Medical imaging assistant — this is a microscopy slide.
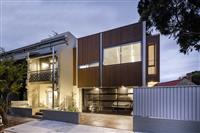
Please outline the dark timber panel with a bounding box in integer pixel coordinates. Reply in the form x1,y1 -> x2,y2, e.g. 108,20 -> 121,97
78,34 -> 100,87
78,67 -> 100,87
146,35 -> 160,82
103,62 -> 142,87
121,62 -> 142,86
102,22 -> 143,48
78,33 -> 100,65
102,64 -> 121,87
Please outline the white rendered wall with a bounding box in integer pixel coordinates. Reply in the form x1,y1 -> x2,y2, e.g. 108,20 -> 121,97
58,45 -> 74,107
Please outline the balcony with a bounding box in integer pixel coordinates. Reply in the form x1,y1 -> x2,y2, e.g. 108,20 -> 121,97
29,69 -> 58,82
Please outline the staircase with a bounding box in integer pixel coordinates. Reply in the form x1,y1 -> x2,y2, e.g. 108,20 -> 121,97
32,110 -> 43,119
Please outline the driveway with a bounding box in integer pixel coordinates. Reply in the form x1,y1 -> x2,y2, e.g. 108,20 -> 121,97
4,120 -> 133,133
80,113 -> 132,130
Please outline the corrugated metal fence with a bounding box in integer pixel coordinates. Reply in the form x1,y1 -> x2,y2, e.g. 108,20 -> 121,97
134,86 -> 200,121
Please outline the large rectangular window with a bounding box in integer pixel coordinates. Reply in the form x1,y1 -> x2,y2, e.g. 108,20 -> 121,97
103,46 -> 120,65
121,43 -> 141,63
103,42 -> 141,65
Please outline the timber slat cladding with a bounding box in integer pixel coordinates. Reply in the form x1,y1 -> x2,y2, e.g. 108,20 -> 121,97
146,35 -> 160,82
78,33 -> 100,87
102,22 -> 143,48
102,62 -> 142,87
78,33 -> 100,65
77,22 -> 157,87
78,67 -> 100,87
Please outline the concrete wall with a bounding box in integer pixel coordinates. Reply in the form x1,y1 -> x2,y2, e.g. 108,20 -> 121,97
43,110 -> 80,124
58,45 -> 74,108
11,107 -> 32,117
134,86 -> 200,121
11,101 -> 29,108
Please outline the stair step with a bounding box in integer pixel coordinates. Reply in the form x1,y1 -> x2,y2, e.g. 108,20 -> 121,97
35,112 -> 43,115
31,115 -> 43,119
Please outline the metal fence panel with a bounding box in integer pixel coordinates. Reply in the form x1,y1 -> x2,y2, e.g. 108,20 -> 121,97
133,86 -> 200,121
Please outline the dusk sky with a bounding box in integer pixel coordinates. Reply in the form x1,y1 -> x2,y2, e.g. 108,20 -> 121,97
0,0 -> 199,82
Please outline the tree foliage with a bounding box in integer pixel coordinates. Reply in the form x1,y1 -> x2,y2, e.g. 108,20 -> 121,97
0,59 -> 27,125
138,0 -> 200,54
191,71 -> 200,85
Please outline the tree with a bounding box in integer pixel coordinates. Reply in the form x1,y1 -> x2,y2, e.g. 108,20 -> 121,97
0,59 -> 27,125
138,0 -> 200,54
190,71 -> 200,85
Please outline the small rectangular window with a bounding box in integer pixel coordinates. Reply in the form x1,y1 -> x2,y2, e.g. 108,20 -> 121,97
148,44 -> 156,75
79,62 -> 99,69
148,66 -> 156,75
148,45 -> 155,66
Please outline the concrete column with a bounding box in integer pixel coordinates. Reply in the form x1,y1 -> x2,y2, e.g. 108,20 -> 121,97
142,21 -> 147,86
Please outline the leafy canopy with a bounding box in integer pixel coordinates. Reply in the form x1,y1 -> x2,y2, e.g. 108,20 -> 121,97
138,0 -> 200,54
0,59 -> 27,94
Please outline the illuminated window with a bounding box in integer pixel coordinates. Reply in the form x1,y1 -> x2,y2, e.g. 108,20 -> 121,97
103,42 -> 141,65
148,45 -> 155,66
121,43 -> 141,63
148,44 -> 156,75
148,66 -> 156,75
79,62 -> 99,69
41,62 -> 49,70
148,81 -> 158,87
103,46 -> 120,65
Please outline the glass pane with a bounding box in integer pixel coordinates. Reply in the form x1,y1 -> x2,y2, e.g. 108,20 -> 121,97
89,62 -> 99,67
148,66 -> 156,75
103,46 -> 120,65
79,62 -> 99,69
148,45 -> 155,66
121,42 -> 141,63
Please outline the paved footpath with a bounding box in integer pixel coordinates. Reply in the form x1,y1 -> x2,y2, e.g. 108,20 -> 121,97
4,120 -> 135,133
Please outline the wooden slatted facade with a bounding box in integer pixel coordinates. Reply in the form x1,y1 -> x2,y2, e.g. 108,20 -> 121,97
102,23 -> 143,48
78,34 -> 100,87
78,22 -> 160,88
102,62 -> 142,87
146,35 -> 160,82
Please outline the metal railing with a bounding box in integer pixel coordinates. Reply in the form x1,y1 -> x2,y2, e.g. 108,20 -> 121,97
28,69 -> 58,82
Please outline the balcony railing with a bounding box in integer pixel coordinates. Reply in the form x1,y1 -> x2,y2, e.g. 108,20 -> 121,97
29,69 -> 58,82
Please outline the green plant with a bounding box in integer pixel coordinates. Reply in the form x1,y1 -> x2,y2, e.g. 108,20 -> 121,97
67,91 -> 79,112
0,58 -> 27,125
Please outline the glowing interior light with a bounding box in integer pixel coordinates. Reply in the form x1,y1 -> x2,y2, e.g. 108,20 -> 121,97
79,65 -> 89,69
41,62 -> 49,70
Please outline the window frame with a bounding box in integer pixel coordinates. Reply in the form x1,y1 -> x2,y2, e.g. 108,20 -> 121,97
148,43 -> 156,75
103,41 -> 142,66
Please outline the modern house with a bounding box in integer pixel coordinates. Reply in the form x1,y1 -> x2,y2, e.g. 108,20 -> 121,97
0,21 -> 160,116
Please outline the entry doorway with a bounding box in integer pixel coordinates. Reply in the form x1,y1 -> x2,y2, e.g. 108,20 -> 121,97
46,90 -> 52,108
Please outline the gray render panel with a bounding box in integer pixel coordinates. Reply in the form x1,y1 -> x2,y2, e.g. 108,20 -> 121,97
42,110 -> 80,124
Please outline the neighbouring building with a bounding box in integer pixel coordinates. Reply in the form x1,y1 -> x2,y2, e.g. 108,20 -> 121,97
0,21 -> 160,116
155,78 -> 196,86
